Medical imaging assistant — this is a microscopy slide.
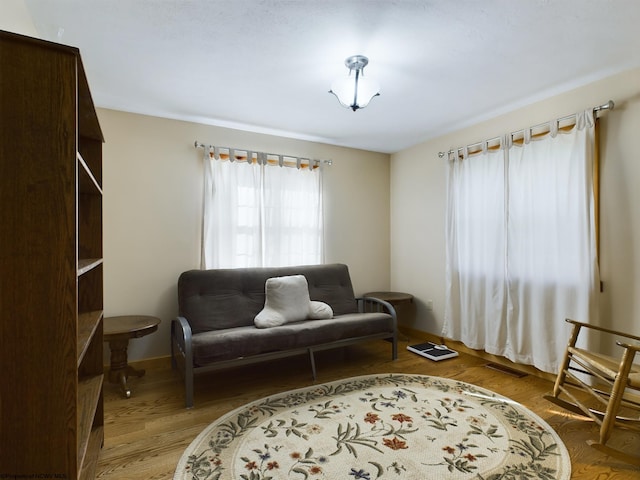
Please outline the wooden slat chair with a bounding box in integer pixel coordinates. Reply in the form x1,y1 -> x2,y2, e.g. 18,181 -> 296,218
544,318 -> 640,466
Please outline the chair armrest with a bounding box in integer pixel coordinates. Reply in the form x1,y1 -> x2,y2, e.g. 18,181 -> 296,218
616,341 -> 640,353
566,318 -> 640,343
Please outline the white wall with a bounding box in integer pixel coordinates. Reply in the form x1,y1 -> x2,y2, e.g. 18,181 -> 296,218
99,109 -> 391,361
6,0 -> 635,365
391,67 -> 640,354
0,0 -> 38,37
2,1 -> 391,363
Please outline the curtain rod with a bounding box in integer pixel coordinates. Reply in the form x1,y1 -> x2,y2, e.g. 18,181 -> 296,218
194,141 -> 333,166
438,100 -> 614,159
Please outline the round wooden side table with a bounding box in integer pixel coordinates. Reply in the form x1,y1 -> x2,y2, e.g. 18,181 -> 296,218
364,291 -> 414,306
103,315 -> 160,398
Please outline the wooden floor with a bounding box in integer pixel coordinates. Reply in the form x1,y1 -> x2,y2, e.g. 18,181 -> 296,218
96,337 -> 639,479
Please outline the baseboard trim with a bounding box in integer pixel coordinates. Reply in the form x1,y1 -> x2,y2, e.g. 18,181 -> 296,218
399,326 -> 557,383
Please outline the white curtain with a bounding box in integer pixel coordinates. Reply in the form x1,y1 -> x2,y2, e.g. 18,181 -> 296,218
444,110 -> 599,373
201,150 -> 323,269
444,143 -> 508,354
262,163 -> 324,267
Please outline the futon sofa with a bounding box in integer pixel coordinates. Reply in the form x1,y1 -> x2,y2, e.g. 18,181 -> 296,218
171,263 -> 398,407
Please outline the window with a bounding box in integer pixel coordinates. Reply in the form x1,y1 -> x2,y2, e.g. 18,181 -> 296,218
201,149 -> 323,269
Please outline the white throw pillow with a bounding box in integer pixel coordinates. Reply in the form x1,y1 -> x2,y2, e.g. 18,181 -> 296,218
308,300 -> 333,319
255,275 -> 312,328
254,275 -> 334,328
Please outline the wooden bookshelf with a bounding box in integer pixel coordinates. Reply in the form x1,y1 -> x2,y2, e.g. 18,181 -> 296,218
0,30 -> 104,478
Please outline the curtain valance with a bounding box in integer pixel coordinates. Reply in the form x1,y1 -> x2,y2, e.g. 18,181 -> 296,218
439,100 -> 613,161
194,141 -> 332,170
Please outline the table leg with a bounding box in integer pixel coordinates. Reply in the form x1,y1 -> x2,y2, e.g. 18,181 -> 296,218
107,337 -> 145,398
115,370 -> 131,399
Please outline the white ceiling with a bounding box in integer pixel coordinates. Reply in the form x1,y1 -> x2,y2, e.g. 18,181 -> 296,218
24,0 -> 640,153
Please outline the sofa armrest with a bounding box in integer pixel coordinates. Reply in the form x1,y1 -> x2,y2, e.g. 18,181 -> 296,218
358,296 -> 396,318
357,296 -> 398,359
171,316 -> 195,408
172,316 -> 193,358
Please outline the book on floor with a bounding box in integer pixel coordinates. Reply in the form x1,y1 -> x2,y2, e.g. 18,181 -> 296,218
407,341 -> 459,361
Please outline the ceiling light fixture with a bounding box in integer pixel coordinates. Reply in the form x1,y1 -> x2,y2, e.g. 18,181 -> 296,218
329,55 -> 380,111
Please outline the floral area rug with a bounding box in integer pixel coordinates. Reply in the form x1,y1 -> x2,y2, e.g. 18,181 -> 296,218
174,374 -> 570,480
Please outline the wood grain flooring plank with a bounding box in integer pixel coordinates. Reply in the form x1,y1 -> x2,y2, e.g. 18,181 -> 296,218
96,340 -> 640,479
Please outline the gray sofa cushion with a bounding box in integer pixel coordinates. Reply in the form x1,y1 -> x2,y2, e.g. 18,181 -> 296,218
179,263 -> 359,334
191,312 -> 394,365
